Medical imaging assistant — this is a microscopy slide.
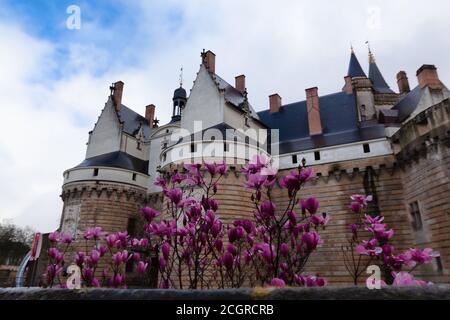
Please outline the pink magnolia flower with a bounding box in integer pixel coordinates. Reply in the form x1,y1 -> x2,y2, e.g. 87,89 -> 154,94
48,231 -> 60,243
154,176 -> 167,188
137,261 -> 148,274
280,243 -> 289,257
60,233 -> 73,244
164,188 -> 183,205
222,252 -> 234,270
141,207 -> 160,222
351,195 -> 373,206
98,245 -> 108,257
133,252 -> 141,262
270,278 -> 286,288
392,272 -> 430,287
244,173 -> 267,190
302,232 -> 322,252
83,227 -> 103,240
259,200 -> 276,220
161,242 -> 171,260
356,239 -> 382,257
403,248 -> 439,267
310,214 -> 329,227
74,251 -> 85,267
89,249 -> 101,265
106,234 -> 119,248
300,197 -> 320,215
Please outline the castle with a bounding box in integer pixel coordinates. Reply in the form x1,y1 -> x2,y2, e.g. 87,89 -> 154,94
58,48 -> 450,285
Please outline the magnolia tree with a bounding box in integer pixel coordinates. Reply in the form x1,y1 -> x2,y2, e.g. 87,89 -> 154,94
45,228 -> 150,288
45,156 -> 328,289
342,195 -> 439,286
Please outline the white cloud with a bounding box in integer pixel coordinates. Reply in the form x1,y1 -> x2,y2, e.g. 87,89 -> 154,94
0,0 -> 450,232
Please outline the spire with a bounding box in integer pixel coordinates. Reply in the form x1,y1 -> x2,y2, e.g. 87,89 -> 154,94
179,67 -> 183,87
367,44 -> 394,94
347,48 -> 367,78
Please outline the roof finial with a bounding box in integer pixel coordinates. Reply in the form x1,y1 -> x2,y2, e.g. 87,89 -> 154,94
179,67 -> 183,87
350,42 -> 354,54
366,41 -> 375,63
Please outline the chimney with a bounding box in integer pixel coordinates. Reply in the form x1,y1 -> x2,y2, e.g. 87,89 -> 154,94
269,94 -> 282,113
396,71 -> 410,94
203,50 -> 216,74
416,64 -> 442,89
343,76 -> 353,94
112,81 -> 124,112
235,75 -> 246,93
306,87 -> 322,136
145,104 -> 156,128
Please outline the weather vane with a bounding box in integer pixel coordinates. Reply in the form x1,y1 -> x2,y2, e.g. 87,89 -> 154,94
179,67 -> 183,87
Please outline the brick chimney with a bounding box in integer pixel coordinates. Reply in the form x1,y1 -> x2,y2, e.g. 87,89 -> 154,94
343,76 -> 353,94
416,65 -> 442,89
145,104 -> 156,128
396,71 -> 410,94
269,94 -> 282,113
203,50 -> 216,74
112,81 -> 124,112
306,87 -> 322,136
235,75 -> 246,93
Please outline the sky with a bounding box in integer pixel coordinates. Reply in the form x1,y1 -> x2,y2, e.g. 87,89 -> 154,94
0,0 -> 450,232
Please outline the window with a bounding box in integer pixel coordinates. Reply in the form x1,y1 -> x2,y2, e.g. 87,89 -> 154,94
409,201 -> 423,231
363,143 -> 371,153
435,257 -> 444,274
224,143 -> 229,152
166,129 -> 169,133
132,173 -> 137,181
163,142 -> 168,149
190,143 -> 196,153
292,154 -> 298,164
137,141 -> 141,150
66,172 -> 70,179
314,151 -> 321,161
93,168 -> 99,176
162,153 -> 167,162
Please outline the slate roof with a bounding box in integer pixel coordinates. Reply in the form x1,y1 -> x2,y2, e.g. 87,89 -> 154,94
391,85 -> 423,122
75,151 -> 149,175
348,52 -> 367,78
257,92 -> 386,154
211,74 -> 260,120
117,105 -> 152,140
369,62 -> 395,94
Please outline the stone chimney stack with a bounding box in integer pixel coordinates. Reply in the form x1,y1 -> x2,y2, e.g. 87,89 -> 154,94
396,71 -> 410,94
235,75 -> 246,93
202,50 -> 216,74
306,87 -> 322,136
112,81 -> 124,112
269,94 -> 282,113
343,76 -> 353,94
416,65 -> 442,89
145,104 -> 156,128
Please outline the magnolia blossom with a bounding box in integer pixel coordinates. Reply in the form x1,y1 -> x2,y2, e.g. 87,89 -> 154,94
141,207 -> 160,222
392,272 -> 431,287
84,227 -> 103,240
137,261 -> 148,274
270,278 -> 286,288
403,248 -> 440,267
300,197 -> 320,215
356,239 -> 383,256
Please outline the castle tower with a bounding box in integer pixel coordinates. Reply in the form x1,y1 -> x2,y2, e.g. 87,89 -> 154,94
59,81 -> 151,253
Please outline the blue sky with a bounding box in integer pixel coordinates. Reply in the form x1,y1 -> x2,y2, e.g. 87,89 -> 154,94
1,0 -> 450,232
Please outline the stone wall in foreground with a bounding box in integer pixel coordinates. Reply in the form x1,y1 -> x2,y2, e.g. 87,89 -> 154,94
1,286 -> 449,300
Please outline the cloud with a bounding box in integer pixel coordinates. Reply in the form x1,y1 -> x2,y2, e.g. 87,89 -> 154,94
0,0 -> 450,232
